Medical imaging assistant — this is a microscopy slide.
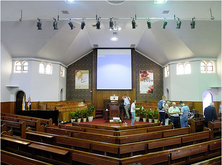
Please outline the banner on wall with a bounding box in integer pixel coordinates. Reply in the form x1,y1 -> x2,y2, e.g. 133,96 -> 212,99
75,70 -> 89,89
139,70 -> 154,94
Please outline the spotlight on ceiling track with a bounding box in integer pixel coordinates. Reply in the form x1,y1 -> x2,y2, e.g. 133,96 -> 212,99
37,18 -> 42,30
53,18 -> 58,30
162,18 -> 167,29
190,17 -> 195,29
81,20 -> 85,30
96,18 -> 100,29
68,19 -> 75,30
147,18 -> 151,29
132,18 -> 136,29
109,18 -> 114,30
176,18 -> 181,29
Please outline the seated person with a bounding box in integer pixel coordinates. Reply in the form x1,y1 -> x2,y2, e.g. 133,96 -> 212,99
168,102 -> 180,128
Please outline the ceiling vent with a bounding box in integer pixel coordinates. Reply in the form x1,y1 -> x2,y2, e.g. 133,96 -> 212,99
62,10 -> 69,14
162,10 -> 170,14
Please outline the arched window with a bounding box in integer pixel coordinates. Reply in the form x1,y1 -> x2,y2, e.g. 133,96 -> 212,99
177,63 -> 184,75
207,61 -> 214,73
165,65 -> 169,77
60,66 -> 65,77
184,62 -> 191,74
39,62 -> 45,74
45,63 -> 52,74
201,61 -> 207,73
22,61 -> 28,73
14,61 -> 22,73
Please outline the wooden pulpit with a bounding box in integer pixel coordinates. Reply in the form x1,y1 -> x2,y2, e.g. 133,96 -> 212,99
109,102 -> 120,119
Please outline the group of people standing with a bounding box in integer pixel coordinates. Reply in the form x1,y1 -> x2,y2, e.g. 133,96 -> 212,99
158,96 -> 191,128
122,94 -> 218,127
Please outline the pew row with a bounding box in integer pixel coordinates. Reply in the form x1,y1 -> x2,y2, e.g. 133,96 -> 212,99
208,121 -> 221,140
72,122 -> 160,130
1,112 -> 54,127
1,149 -> 53,165
59,123 -> 174,136
25,129 -> 209,158
45,126 -> 190,144
1,120 -> 26,138
192,155 -> 221,165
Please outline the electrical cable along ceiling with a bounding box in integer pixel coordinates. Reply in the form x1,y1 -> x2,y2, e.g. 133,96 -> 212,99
1,1 -> 221,66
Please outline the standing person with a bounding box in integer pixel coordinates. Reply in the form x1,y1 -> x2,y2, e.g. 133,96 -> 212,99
158,96 -> 167,125
204,102 -> 218,127
168,102 -> 180,128
122,94 -> 131,119
131,100 -> 140,126
179,101 -> 190,128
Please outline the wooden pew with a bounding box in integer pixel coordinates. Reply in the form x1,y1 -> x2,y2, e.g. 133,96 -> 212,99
192,155 -> 221,165
1,112 -> 54,127
1,120 -> 26,138
208,121 -> 221,140
1,123 -> 8,132
60,123 -> 173,136
1,149 -> 52,165
163,126 -> 190,137
180,131 -> 210,146
191,118 -> 205,133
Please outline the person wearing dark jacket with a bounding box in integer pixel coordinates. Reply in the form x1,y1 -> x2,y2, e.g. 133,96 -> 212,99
204,102 -> 218,127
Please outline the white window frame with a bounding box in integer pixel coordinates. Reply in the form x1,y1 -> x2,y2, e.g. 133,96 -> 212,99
45,63 -> 53,75
177,63 -> 184,75
184,62 -> 191,74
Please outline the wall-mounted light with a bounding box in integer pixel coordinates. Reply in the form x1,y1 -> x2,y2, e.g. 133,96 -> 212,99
53,18 -> 58,30
162,18 -> 167,29
154,0 -> 167,4
176,18 -> 181,29
190,17 -> 195,29
147,18 -> 151,29
81,20 -> 85,30
109,18 -> 114,30
37,18 -> 42,30
132,18 -> 136,29
68,19 -> 75,30
96,18 -> 100,29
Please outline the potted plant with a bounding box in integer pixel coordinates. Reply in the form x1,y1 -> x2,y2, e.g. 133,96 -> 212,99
82,109 -> 88,122
148,110 -> 154,123
70,111 -> 76,123
153,110 -> 159,123
141,110 -> 148,122
87,104 -> 95,122
76,109 -> 82,123
135,105 -> 142,122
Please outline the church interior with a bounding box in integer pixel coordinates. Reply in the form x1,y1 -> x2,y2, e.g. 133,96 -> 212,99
1,0 -> 222,165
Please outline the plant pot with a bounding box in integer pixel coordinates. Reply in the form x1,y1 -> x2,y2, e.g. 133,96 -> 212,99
88,116 -> 93,122
154,119 -> 158,123
143,118 -> 147,122
77,118 -> 81,123
71,119 -> 75,123
148,119 -> 153,123
135,116 -> 140,122
165,118 -> 169,125
83,118 -> 87,122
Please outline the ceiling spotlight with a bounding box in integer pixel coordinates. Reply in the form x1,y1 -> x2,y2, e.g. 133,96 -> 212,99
53,18 -> 58,30
36,18 -> 42,30
81,20 -> 85,30
110,32 -> 118,41
176,18 -> 181,29
147,18 -> 151,29
132,18 -> 136,29
162,18 -> 167,29
96,19 -> 100,29
190,17 -> 195,29
109,18 -> 114,30
68,19 -> 75,30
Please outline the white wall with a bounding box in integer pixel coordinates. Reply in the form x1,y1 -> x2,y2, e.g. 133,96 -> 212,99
164,58 -> 220,101
217,54 -> 221,101
10,59 -> 67,102
1,44 -> 12,102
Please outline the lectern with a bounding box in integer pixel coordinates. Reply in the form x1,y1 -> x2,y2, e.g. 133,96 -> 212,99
109,102 -> 120,119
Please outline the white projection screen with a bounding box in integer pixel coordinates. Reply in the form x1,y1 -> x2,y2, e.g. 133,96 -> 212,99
97,49 -> 132,90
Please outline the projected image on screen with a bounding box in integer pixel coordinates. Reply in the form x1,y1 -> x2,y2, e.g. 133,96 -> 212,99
97,49 -> 132,90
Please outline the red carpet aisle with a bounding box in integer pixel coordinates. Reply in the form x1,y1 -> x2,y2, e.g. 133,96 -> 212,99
64,118 -> 150,127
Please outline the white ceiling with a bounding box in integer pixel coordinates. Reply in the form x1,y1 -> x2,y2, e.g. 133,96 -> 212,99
1,0 -> 221,66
